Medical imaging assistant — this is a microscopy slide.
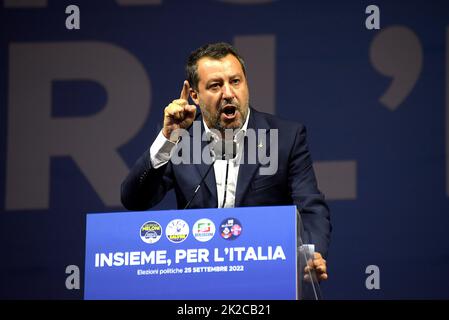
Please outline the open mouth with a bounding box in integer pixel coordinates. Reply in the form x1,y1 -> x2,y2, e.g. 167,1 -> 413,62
221,105 -> 237,120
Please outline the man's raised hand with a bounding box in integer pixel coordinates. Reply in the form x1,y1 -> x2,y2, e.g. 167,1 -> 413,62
162,80 -> 197,142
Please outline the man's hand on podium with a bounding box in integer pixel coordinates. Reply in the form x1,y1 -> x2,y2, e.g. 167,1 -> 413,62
304,252 -> 328,281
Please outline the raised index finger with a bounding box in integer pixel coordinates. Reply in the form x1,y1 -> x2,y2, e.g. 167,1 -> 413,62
179,80 -> 190,101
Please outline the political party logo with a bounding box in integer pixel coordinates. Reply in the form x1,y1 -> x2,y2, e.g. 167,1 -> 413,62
219,218 -> 242,240
140,221 -> 162,244
166,219 -> 189,243
192,218 -> 215,242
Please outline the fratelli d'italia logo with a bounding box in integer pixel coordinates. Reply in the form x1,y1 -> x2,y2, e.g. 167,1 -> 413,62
220,217 -> 242,240
192,218 -> 215,242
140,221 -> 162,244
166,219 -> 189,243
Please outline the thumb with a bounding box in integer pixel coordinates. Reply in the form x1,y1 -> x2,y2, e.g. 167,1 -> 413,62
185,104 -> 197,117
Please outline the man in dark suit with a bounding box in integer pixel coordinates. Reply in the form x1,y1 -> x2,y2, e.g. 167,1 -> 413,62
121,42 -> 331,281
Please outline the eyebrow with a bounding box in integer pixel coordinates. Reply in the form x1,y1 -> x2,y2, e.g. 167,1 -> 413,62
228,73 -> 242,79
206,78 -> 222,84
206,73 -> 242,84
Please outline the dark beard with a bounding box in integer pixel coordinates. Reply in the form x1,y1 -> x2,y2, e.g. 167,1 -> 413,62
202,100 -> 249,133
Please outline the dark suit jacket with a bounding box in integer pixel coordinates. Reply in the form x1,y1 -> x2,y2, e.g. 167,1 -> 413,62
121,108 -> 331,257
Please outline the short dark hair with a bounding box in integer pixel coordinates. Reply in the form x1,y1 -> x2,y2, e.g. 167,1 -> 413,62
186,42 -> 246,91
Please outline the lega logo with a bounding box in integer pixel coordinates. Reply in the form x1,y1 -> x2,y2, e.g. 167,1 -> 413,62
219,218 -> 242,240
139,221 -> 162,244
166,219 -> 189,243
192,218 -> 215,242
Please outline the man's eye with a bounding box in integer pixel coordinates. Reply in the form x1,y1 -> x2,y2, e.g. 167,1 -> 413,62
210,84 -> 220,89
232,79 -> 240,85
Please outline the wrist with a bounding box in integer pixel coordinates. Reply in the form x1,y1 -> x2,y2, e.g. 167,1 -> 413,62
162,127 -> 179,142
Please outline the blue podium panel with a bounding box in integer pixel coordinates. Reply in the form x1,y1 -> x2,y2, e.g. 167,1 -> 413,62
84,205 -> 298,300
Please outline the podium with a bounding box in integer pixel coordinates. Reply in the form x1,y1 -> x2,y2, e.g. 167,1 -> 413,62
84,205 -> 321,300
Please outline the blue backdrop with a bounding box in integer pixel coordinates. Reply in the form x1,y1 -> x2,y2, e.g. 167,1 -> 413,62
1,0 -> 448,299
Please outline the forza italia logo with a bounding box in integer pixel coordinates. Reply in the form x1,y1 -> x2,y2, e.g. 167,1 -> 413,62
192,218 -> 215,242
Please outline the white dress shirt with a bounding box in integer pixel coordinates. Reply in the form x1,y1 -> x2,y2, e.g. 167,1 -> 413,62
149,109 -> 250,208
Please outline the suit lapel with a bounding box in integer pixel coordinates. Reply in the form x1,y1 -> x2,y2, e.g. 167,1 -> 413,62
195,139 -> 218,205
188,114 -> 218,206
235,109 -> 271,207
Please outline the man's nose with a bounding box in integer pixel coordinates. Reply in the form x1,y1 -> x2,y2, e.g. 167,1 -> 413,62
222,83 -> 234,99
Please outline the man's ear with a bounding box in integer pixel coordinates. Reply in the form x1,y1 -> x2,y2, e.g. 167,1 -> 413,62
190,89 -> 199,105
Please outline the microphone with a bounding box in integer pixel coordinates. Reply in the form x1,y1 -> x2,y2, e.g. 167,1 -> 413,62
215,139 -> 237,207
184,138 -> 237,209
212,138 -> 237,161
